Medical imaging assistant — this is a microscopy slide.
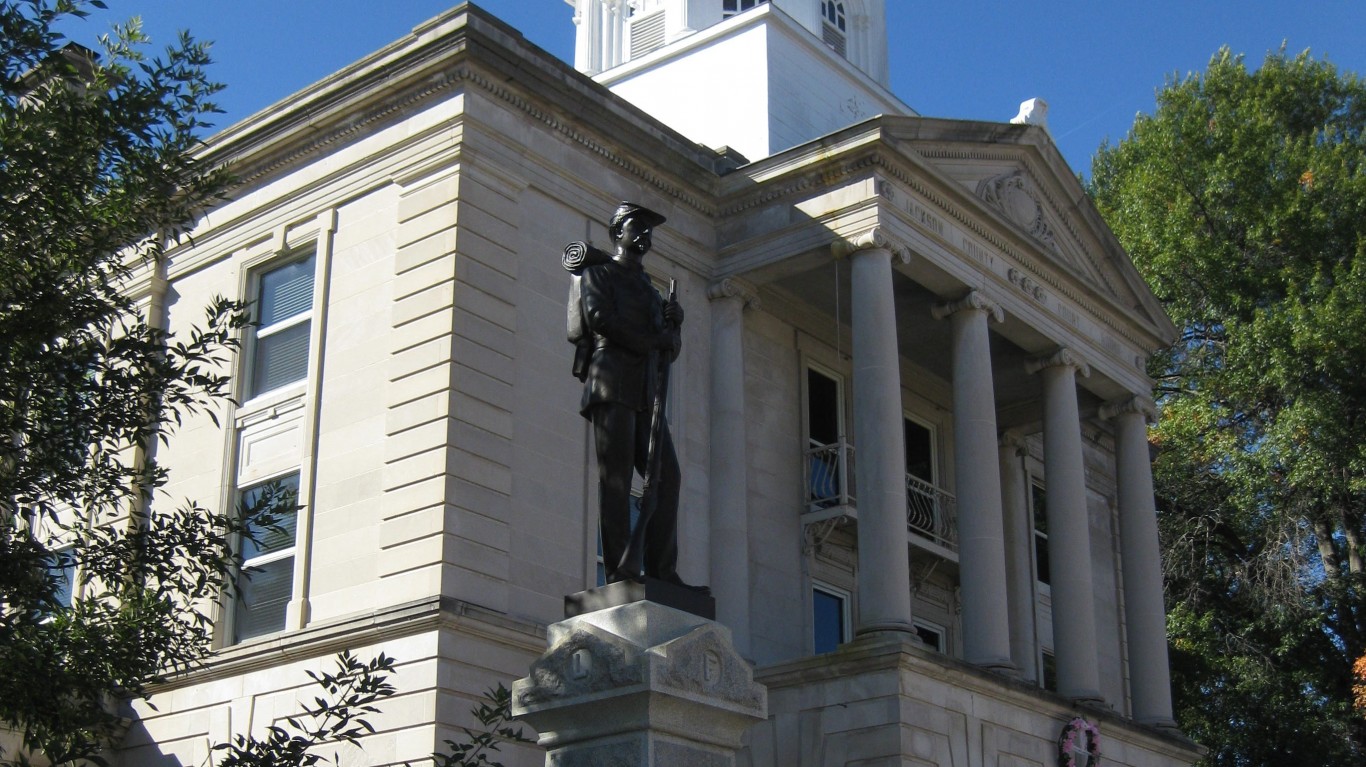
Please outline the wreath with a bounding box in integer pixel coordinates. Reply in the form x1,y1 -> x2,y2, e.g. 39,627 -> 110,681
1057,716 -> 1101,767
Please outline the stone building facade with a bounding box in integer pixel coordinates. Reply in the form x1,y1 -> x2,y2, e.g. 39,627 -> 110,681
114,2 -> 1200,765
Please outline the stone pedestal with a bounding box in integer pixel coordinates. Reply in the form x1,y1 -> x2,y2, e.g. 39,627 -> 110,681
512,598 -> 767,767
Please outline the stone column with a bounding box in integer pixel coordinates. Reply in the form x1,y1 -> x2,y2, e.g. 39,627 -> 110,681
839,229 -> 916,636
1103,396 -> 1177,727
708,278 -> 759,659
932,292 -> 1013,670
999,431 -> 1039,682
1025,349 -> 1102,702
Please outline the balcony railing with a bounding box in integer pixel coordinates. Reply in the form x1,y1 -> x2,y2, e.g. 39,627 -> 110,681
803,440 -> 959,552
907,474 -> 957,551
805,439 -> 855,510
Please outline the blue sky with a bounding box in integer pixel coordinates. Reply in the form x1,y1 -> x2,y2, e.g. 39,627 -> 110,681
54,1 -> 1366,175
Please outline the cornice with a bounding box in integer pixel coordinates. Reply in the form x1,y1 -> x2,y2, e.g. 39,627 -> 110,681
203,7 -> 721,218
719,151 -> 882,217
722,133 -> 1164,356
224,68 -> 468,190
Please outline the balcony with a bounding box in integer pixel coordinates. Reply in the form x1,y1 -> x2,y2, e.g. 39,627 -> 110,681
802,440 -> 958,553
906,474 -> 957,551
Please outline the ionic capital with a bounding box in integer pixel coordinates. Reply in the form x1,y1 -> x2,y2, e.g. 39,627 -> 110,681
1025,347 -> 1091,378
931,290 -> 1004,323
707,277 -> 761,310
1100,395 -> 1158,424
832,226 -> 910,265
999,429 -> 1029,457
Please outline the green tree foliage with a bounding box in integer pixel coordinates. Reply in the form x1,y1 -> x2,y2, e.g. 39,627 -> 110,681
211,652 -> 398,767
432,684 -> 534,767
1090,48 -> 1366,765
0,1 -> 255,763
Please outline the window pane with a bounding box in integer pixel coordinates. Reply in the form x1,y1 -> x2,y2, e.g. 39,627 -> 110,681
1042,650 -> 1058,692
1031,484 -> 1051,585
1035,532 -> 1051,586
252,321 -> 311,396
915,623 -> 943,652
234,556 -> 293,642
258,256 -> 315,327
240,475 -> 300,560
813,588 -> 845,654
1032,485 -> 1048,534
807,369 -> 840,445
904,419 -> 933,482
52,552 -> 76,608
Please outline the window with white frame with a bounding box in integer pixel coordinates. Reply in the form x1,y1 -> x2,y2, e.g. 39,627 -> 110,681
820,0 -> 847,56
723,0 -> 767,18
1041,648 -> 1058,692
914,619 -> 945,653
906,414 -> 953,547
812,582 -> 850,654
249,252 -> 316,399
233,472 -> 300,643
51,545 -> 76,609
1030,481 -> 1050,586
805,365 -> 847,508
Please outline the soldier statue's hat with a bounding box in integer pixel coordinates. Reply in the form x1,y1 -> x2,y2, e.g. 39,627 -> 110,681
608,201 -> 667,240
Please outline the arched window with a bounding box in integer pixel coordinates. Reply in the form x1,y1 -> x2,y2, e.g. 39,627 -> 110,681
820,0 -> 847,57
722,0 -> 767,18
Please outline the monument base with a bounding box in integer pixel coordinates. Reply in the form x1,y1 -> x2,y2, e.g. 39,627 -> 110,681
564,577 -> 715,619
512,600 -> 766,767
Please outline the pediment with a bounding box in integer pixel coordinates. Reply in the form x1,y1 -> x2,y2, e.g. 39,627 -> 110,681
974,169 -> 1109,290
881,118 -> 1174,343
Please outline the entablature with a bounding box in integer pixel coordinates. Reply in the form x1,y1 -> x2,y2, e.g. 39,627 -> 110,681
712,118 -> 1171,400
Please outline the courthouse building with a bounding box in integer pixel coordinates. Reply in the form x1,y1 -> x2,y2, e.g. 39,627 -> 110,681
117,1 -> 1201,765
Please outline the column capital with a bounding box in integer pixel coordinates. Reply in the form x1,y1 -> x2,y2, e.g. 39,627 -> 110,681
998,429 -> 1029,457
1100,395 -> 1157,424
1025,347 -> 1091,378
832,226 -> 910,265
707,277 -> 761,309
931,290 -> 1004,323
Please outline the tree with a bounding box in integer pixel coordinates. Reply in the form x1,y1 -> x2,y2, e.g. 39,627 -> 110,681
1090,48 -> 1366,765
0,1 -> 259,763
211,652 -> 398,767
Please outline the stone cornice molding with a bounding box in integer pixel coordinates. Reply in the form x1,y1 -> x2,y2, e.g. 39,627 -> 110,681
707,277 -> 761,309
999,430 -> 1029,457
1025,347 -> 1091,378
831,226 -> 910,264
1100,395 -> 1157,424
205,13 -> 720,217
931,290 -> 1004,323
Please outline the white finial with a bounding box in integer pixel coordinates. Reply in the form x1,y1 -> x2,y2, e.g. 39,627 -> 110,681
1011,98 -> 1049,131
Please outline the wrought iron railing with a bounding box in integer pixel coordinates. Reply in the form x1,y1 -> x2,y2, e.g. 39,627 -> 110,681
907,474 -> 957,551
803,440 -> 958,552
804,439 -> 855,509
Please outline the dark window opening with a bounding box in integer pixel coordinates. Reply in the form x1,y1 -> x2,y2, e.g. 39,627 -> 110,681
813,586 -> 847,654
1031,483 -> 1050,586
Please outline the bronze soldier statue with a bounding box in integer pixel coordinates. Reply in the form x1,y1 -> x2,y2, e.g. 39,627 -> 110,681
566,202 -> 706,593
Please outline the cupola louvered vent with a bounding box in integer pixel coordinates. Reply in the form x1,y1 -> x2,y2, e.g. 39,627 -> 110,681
630,11 -> 666,58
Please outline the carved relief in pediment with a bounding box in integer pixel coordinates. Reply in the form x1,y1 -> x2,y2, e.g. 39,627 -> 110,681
974,168 -> 1114,295
975,170 -> 1058,253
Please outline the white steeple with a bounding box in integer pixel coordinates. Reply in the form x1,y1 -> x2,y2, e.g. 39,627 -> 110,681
567,0 -> 907,161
